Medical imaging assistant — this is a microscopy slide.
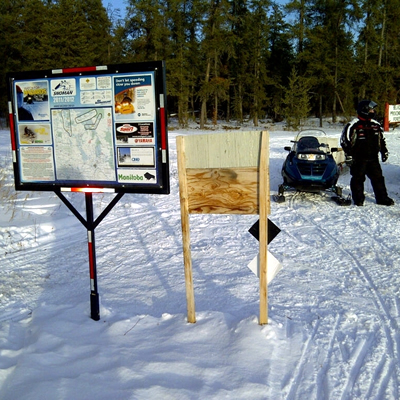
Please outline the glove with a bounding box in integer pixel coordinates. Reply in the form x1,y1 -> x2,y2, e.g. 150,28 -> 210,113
345,155 -> 353,166
380,136 -> 389,162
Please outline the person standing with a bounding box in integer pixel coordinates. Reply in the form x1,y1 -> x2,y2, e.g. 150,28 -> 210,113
341,100 -> 394,206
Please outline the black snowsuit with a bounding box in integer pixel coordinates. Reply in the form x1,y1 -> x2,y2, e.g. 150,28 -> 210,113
341,117 -> 391,205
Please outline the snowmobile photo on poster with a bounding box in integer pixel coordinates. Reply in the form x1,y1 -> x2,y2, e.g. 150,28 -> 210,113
6,61 -> 170,321
7,61 -> 169,195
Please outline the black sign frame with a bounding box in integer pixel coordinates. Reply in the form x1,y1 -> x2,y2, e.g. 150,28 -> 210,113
7,61 -> 169,195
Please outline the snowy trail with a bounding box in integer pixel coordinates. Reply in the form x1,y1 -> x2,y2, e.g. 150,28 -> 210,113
269,153 -> 400,398
1,126 -> 400,399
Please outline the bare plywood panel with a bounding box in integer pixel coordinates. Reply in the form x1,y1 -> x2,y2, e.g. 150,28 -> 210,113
183,131 -> 263,169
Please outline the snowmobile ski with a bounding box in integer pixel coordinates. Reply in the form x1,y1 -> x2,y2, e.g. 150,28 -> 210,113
331,195 -> 352,206
273,194 -> 285,203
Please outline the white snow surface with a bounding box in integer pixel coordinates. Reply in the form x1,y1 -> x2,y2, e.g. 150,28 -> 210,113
1,119 -> 400,399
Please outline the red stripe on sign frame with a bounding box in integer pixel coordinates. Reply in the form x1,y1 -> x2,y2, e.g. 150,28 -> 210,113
8,102 -> 16,152
160,107 -> 167,150
53,66 -> 107,74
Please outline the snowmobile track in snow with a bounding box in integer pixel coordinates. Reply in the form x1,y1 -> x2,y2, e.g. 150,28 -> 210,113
276,192 -> 400,399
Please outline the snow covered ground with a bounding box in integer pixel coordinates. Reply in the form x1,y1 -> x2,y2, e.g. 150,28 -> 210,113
1,119 -> 400,399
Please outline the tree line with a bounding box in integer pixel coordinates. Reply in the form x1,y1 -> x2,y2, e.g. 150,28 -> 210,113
1,0 -> 400,129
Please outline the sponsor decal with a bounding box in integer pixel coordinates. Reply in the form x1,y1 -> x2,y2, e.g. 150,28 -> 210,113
117,169 -> 157,183
51,79 -> 76,97
135,138 -> 152,143
116,124 -> 137,134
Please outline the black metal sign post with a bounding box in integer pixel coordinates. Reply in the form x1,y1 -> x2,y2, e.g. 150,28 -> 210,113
55,191 -> 124,320
86,193 -> 100,321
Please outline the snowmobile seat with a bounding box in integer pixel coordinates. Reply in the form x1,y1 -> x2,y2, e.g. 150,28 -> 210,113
297,136 -> 321,152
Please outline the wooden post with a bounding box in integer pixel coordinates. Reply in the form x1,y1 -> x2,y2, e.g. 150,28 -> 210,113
258,131 -> 269,325
177,136 -> 196,323
384,102 -> 389,132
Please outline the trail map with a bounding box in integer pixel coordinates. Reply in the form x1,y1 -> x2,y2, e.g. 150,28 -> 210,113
52,107 -> 116,181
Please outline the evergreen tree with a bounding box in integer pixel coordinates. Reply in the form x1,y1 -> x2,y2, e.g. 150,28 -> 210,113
285,0 -> 312,70
47,0 -> 111,67
0,0 -> 27,117
0,0 -> 112,119
166,0 -> 204,127
282,67 -> 311,129
5,0 -> 400,125
300,0 -> 358,121
355,0 -> 400,106
266,2 -> 294,121
124,0 -> 170,62
198,0 -> 232,128
79,0 -> 112,65
229,0 -> 251,123
246,0 -> 271,126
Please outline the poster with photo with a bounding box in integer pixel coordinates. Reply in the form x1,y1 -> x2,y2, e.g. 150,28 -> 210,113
114,75 -> 154,121
18,123 -> 52,145
15,81 -> 50,121
117,147 -> 155,167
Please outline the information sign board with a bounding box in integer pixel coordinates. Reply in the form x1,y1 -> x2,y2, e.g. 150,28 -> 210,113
7,61 -> 169,194
388,104 -> 400,123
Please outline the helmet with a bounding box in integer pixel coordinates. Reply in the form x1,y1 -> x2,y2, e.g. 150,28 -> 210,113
357,100 -> 378,120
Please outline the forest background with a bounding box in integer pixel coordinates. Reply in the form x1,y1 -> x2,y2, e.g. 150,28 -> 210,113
1,0 -> 400,129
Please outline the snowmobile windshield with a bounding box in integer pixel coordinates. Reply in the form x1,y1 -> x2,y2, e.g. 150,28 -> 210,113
297,136 -> 321,152
294,130 -> 329,155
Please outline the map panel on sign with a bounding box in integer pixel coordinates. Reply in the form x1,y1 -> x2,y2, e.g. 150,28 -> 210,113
52,107 -> 116,181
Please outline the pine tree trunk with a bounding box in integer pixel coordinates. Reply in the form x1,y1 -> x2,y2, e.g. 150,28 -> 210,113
213,54 -> 218,126
200,59 -> 211,129
332,44 -> 338,123
378,1 -> 387,67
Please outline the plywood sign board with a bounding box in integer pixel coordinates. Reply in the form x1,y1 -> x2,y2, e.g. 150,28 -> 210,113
177,131 -> 270,324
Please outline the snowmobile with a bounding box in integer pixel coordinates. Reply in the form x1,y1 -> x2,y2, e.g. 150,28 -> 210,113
274,129 -> 351,205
